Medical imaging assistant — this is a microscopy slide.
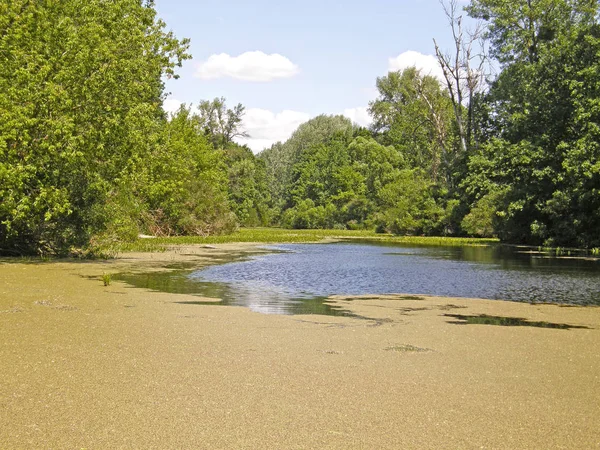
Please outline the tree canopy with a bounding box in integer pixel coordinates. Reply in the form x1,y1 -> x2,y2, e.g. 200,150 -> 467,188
1,0 -> 599,254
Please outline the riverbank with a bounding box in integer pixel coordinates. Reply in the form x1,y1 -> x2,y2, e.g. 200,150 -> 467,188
117,227 -> 500,253
1,243 -> 599,448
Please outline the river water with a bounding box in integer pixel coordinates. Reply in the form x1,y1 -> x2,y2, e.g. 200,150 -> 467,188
115,242 -> 600,315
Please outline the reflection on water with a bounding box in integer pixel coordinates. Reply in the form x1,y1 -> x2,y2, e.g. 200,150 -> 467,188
114,269 -> 354,316
115,242 -> 600,315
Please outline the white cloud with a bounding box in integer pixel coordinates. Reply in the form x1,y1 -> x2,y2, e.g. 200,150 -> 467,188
388,50 -> 445,82
343,107 -> 371,127
235,108 -> 311,152
195,51 -> 299,82
163,98 -> 182,115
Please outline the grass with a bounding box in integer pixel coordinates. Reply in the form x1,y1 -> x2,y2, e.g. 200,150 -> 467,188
118,227 -> 500,253
101,273 -> 112,286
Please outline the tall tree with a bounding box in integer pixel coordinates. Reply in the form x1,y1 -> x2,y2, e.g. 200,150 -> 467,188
0,0 -> 190,254
197,97 -> 248,149
462,0 -> 600,246
466,0 -> 597,64
259,115 -> 354,215
222,143 -> 272,227
434,0 -> 488,154
369,68 -> 455,183
141,105 -> 235,237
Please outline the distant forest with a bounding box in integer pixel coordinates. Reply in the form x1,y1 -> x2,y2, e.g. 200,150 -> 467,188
1,0 -> 599,256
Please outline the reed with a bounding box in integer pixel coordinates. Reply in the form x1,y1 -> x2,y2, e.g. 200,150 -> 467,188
118,228 -> 500,253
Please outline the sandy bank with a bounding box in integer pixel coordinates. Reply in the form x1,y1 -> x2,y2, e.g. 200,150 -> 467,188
1,244 -> 599,449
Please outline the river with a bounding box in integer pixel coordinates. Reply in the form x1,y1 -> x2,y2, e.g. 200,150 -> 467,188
115,241 -> 600,315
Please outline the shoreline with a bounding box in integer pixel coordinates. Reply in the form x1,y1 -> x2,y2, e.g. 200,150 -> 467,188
1,243 -> 599,448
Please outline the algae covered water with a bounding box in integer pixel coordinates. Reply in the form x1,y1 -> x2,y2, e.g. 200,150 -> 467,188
116,242 -> 600,315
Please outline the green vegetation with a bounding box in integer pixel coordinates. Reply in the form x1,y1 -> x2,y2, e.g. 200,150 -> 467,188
462,0 -> 600,248
102,273 -> 112,287
0,0 -> 193,256
119,228 -> 499,253
260,0 -> 600,249
1,0 -> 598,256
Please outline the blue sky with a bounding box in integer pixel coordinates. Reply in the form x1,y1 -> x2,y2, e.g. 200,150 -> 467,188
155,0 -> 474,151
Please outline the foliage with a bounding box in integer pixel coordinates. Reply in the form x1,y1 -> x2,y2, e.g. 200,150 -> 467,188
222,143 -> 272,227
197,97 -> 248,149
460,185 -> 507,237
0,0 -> 190,255
119,227 -> 499,253
281,199 -> 338,229
369,68 -> 456,183
2,0 -> 598,254
347,136 -> 404,197
374,169 -> 448,235
466,0 -> 597,65
282,134 -> 408,230
260,91 -> 460,235
102,273 -> 112,286
142,105 -> 236,237
259,115 -> 354,214
462,0 -> 600,247
263,70 -> 462,234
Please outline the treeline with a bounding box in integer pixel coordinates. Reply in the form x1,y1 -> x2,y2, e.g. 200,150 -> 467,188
1,0 -> 599,256
260,72 -> 461,235
260,0 -> 600,249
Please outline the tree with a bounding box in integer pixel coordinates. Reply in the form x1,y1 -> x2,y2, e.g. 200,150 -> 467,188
375,169 -> 445,235
0,0 -> 190,254
347,136 -> 403,200
290,135 -> 357,205
434,0 -> 488,154
465,0 -> 597,65
259,115 -> 354,216
369,68 -> 456,183
141,105 -> 235,237
197,97 -> 248,149
222,144 -> 272,226
462,0 -> 600,246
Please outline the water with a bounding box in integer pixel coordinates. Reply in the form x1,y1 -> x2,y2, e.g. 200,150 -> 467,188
116,242 -> 600,315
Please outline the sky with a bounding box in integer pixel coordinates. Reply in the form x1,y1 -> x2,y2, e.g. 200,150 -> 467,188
155,0 -> 473,152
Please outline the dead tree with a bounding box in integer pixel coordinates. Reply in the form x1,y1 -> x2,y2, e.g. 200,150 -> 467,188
433,0 -> 488,154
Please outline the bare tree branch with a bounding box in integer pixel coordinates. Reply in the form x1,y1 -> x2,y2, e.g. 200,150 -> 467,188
434,0 -> 489,154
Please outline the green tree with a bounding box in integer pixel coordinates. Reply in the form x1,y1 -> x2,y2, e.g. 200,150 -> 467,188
0,0 -> 190,254
369,68 -> 456,183
462,0 -> 600,246
197,97 -> 248,149
223,144 -> 272,227
375,169 -> 446,235
466,0 -> 597,64
141,105 -> 235,236
347,136 -> 403,200
259,115 -> 354,218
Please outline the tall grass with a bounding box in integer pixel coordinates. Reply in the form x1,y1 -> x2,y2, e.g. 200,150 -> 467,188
119,228 -> 500,253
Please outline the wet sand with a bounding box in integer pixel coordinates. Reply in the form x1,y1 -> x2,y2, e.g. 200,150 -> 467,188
1,244 -> 599,449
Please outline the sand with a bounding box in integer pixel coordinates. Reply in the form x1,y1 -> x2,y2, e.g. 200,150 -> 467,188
1,243 -> 599,449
